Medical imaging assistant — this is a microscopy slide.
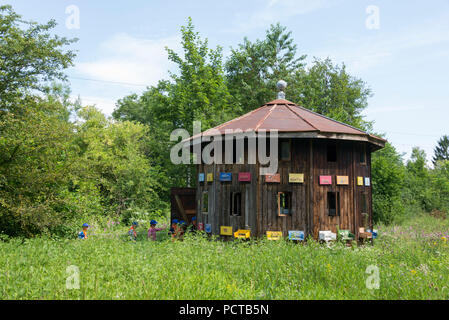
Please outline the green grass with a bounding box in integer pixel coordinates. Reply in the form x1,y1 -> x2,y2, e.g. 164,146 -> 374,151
0,215 -> 448,299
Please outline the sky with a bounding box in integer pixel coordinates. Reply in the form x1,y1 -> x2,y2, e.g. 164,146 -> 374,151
5,0 -> 449,162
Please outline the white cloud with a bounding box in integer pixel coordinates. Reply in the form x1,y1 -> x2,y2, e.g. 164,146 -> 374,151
227,0 -> 336,33
75,33 -> 180,86
310,12 -> 449,74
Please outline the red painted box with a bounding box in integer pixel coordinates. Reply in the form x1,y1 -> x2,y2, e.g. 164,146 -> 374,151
319,175 -> 332,185
238,172 -> 251,182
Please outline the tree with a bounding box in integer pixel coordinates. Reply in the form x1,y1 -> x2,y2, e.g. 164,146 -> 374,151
432,135 -> 449,166
0,6 -> 77,237
76,106 -> 167,216
114,18 -> 235,189
225,24 -> 372,131
0,92 -> 79,237
371,142 -> 405,224
225,23 -> 306,113
293,58 -> 373,131
0,5 -> 76,110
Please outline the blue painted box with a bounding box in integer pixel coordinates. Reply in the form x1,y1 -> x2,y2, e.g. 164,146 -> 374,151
205,224 -> 212,233
288,230 -> 305,241
219,172 -> 232,182
198,173 -> 205,182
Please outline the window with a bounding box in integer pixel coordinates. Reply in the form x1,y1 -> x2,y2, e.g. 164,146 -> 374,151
202,191 -> 209,214
360,144 -> 366,164
280,139 -> 291,161
327,142 -> 337,162
278,192 -> 292,216
230,192 -> 242,216
327,191 -> 340,216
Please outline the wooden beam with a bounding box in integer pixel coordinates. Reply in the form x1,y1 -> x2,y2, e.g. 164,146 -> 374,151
174,194 -> 189,222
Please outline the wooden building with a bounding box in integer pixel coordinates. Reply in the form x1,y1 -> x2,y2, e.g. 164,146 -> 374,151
187,85 -> 385,239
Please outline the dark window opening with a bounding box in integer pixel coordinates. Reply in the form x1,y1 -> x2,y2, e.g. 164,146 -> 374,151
230,192 -> 242,216
360,144 -> 366,164
327,191 -> 340,216
280,139 -> 291,161
202,192 -> 209,214
327,143 -> 337,162
278,192 -> 292,216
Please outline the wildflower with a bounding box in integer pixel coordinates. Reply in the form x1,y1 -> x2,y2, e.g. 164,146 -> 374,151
441,236 -> 447,242
411,270 -> 417,275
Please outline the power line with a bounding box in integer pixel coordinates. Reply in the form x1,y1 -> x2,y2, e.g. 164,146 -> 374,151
69,76 -> 149,87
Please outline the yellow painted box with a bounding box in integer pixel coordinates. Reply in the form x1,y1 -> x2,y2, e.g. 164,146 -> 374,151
234,229 -> 250,239
220,226 -> 233,236
357,176 -> 364,186
207,173 -> 214,182
289,173 -> 304,183
267,231 -> 283,240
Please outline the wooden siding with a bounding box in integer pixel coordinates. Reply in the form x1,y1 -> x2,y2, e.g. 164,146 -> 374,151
196,138 -> 373,239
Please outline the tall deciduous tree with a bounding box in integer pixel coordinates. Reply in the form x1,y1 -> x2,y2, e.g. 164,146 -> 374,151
225,23 -> 306,113
0,5 -> 76,110
114,18 -> 235,189
293,58 -> 373,131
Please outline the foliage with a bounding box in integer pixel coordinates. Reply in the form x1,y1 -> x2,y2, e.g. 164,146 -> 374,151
293,58 -> 373,131
0,91 -> 79,237
371,142 -> 405,224
0,5 -> 76,109
432,135 -> 449,166
75,106 -> 169,217
225,23 -> 306,113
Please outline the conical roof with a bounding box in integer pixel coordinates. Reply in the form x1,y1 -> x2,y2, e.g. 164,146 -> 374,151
188,99 -> 386,149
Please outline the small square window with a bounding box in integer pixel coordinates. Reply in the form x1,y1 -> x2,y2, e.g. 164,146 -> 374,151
230,192 -> 242,216
327,143 -> 337,162
278,192 -> 292,216
360,144 -> 366,164
280,140 -> 291,161
327,191 -> 340,216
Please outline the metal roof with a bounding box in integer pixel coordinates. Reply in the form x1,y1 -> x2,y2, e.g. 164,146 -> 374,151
187,98 -> 386,149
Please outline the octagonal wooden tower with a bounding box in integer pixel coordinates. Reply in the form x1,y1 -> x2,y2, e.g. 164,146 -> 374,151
189,92 -> 385,240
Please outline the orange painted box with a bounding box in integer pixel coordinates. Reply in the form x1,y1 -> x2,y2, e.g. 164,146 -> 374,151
265,173 -> 280,183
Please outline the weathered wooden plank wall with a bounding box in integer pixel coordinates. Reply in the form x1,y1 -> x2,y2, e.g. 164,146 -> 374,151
196,138 -> 373,239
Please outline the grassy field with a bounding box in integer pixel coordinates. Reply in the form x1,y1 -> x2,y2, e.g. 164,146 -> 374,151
0,215 -> 448,300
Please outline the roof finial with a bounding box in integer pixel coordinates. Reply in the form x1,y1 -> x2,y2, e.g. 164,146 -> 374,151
276,80 -> 287,99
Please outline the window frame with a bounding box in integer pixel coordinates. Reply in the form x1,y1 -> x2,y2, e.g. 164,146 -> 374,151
202,191 -> 209,214
230,192 -> 242,216
278,191 -> 293,217
360,143 -> 367,165
279,139 -> 292,161
327,191 -> 340,217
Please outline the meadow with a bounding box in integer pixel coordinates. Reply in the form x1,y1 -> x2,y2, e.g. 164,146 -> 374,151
0,215 -> 448,300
